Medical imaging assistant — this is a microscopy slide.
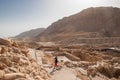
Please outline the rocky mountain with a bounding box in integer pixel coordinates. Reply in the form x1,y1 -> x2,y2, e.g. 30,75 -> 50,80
15,28 -> 45,40
37,7 -> 120,42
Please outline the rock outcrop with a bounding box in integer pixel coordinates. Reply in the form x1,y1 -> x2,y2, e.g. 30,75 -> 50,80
0,38 -> 12,47
0,38 -> 51,80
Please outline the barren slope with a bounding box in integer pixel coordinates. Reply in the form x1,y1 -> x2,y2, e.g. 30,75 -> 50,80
37,7 -> 120,42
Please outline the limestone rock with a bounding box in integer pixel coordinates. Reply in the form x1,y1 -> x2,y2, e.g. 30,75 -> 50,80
9,67 -> 19,73
0,57 -> 11,66
114,67 -> 120,78
35,75 -> 44,80
12,42 -> 19,47
0,46 -> 8,54
3,73 -> 25,80
0,39 -> 51,80
0,38 -> 12,46
0,63 -> 7,69
87,66 -> 97,77
21,49 -> 29,57
12,47 -> 21,54
0,70 -> 5,79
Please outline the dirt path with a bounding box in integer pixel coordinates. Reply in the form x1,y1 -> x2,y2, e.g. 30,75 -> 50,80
29,49 -> 43,65
51,67 -> 81,80
29,49 -> 81,80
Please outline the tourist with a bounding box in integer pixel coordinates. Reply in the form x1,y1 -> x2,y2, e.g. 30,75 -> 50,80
54,56 -> 58,69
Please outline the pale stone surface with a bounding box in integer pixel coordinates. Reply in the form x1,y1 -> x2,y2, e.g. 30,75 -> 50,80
0,38 -> 51,80
52,67 -> 81,80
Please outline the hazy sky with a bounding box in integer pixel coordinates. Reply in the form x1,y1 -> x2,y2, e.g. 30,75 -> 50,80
0,0 -> 120,37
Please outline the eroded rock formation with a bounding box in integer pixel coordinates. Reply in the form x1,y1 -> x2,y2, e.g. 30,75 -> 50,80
0,38 -> 51,80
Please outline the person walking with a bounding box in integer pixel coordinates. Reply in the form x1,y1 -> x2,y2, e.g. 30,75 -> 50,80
54,56 -> 58,69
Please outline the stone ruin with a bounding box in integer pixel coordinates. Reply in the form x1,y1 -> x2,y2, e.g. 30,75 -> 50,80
40,44 -> 120,80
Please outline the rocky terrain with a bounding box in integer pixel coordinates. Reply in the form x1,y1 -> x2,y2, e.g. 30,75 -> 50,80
36,7 -> 120,42
6,7 -> 120,80
0,38 -> 51,80
36,44 -> 120,80
0,37 -> 120,80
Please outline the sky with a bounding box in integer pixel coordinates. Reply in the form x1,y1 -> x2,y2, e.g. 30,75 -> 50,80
0,0 -> 120,37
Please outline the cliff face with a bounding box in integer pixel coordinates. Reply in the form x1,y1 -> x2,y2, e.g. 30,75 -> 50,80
36,7 -> 120,42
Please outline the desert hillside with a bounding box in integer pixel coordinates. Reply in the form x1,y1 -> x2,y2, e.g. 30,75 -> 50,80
36,7 -> 120,42
15,28 -> 45,40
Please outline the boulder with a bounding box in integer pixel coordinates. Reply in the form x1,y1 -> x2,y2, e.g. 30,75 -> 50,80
0,70 -> 5,79
87,66 -> 97,77
0,46 -> 8,54
9,67 -> 19,73
114,67 -> 120,78
12,42 -> 19,47
0,63 -> 7,69
12,47 -> 21,54
0,57 -> 11,66
11,55 -> 20,63
96,62 -> 115,78
35,75 -> 44,80
21,49 -> 29,57
0,38 -> 12,46
3,73 -> 25,80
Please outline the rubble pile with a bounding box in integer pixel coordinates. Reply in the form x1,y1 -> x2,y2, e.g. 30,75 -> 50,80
96,62 -> 120,79
0,38 -> 51,80
85,61 -> 120,79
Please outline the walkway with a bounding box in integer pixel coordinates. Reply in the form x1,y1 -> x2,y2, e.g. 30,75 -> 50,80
29,49 -> 81,80
52,67 -> 81,80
